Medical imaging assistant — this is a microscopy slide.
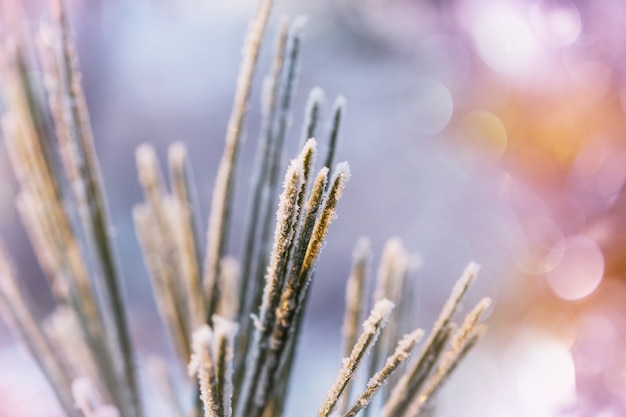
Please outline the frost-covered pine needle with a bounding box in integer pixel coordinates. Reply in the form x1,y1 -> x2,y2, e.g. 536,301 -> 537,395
298,87 -> 326,149
212,317 -> 239,417
217,257 -> 240,322
302,162 -> 350,277
318,298 -> 395,417
366,238 -> 408,410
339,237 -> 371,413
372,238 -> 408,304
238,18 -> 289,325
323,96 -> 346,171
405,326 -> 485,417
256,164 -> 330,413
168,142 -> 205,330
136,144 -> 190,339
249,141 -> 321,412
0,3 -> 492,417
0,245 -> 77,416
189,326 -> 220,417
236,157 -> 303,417
203,0 -> 273,319
251,17 -> 306,322
133,204 -> 190,363
49,2 -> 140,414
2,19 -> 128,416
345,328 -> 424,417
381,262 -> 481,417
406,298 -> 491,416
44,307 -> 103,397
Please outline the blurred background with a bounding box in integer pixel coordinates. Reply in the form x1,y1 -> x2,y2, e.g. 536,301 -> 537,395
1,0 -> 625,416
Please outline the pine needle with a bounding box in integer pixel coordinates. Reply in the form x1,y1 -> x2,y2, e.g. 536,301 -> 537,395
318,299 -> 395,417
345,328 -> 424,417
203,0 -> 274,319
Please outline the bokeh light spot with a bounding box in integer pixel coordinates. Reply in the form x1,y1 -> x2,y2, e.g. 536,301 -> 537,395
472,4 -> 540,75
530,0 -> 581,47
546,236 -> 604,301
513,330 -> 576,416
573,314 -> 618,376
514,216 -> 564,275
458,111 -> 507,165
410,78 -> 454,135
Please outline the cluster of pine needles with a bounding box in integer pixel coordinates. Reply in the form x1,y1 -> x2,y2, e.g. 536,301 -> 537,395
0,0 -> 491,416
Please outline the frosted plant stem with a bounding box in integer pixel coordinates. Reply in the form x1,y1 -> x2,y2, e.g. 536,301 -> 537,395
255,166 -> 330,417
238,19 -> 288,325
318,299 -> 395,417
0,245 -> 78,417
405,298 -> 491,417
203,0 -> 273,319
363,238 -> 408,417
136,144 -> 190,350
233,20 -> 289,399
298,87 -> 325,149
133,204 -> 189,363
406,328 -> 485,417
3,38 -> 121,410
251,17 -> 305,327
301,162 -> 351,279
382,263 -> 480,417
212,317 -> 238,417
252,163 -> 330,412
339,237 -> 371,414
241,144 -> 324,416
236,159 -> 303,417
345,329 -> 424,417
190,326 -> 220,417
217,257 -> 240,322
242,27 -> 305,401
364,239 -> 408,417
51,2 -> 140,415
262,164 -> 350,413
169,143 -> 205,330
44,307 -> 102,393
385,255 -> 421,401
323,96 -> 346,172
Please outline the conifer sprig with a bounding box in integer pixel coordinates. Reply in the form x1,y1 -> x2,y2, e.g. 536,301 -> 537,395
0,2 -> 490,417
